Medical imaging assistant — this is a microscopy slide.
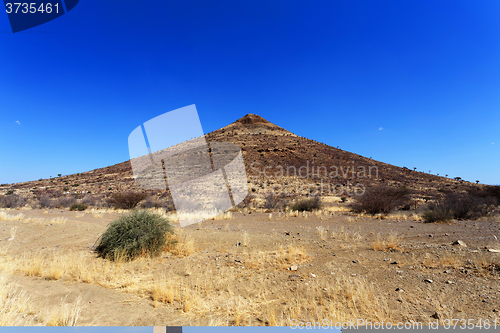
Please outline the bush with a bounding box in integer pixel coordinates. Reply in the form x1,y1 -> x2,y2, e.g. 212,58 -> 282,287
422,202 -> 453,223
139,196 -> 173,210
54,196 -> 77,208
94,210 -> 175,261
107,191 -> 147,209
423,192 -> 494,222
38,195 -> 53,209
69,203 -> 87,211
290,196 -> 322,211
350,186 -> 409,216
0,194 -> 27,208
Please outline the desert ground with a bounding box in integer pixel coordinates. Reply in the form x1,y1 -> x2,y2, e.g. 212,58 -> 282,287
0,202 -> 499,326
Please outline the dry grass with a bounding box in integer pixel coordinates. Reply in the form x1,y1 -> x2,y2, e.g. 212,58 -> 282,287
0,212 -> 24,221
45,295 -> 82,326
242,231 -> 250,247
371,233 -> 401,252
0,238 -> 393,326
0,272 -> 81,326
316,226 -> 327,241
165,230 -> 197,257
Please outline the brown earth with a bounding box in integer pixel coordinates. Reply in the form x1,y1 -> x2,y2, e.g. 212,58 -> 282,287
0,207 -> 499,326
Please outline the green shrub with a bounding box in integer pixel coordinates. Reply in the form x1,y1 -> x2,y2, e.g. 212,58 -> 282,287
69,203 -> 87,211
290,196 -> 321,211
94,210 -> 175,261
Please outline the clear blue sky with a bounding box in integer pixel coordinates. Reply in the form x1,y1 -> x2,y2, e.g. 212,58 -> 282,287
1,0 -> 499,185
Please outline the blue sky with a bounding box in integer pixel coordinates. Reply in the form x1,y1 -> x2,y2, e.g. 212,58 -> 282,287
1,0 -> 499,185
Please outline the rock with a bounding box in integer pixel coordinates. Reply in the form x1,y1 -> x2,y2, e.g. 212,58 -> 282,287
390,261 -> 398,265
488,249 -> 500,253
395,288 -> 404,292
289,265 -> 298,271
352,260 -> 359,263
444,233 -> 450,236
429,234 -> 433,237
452,240 -> 467,247
431,312 -> 441,319
310,273 -> 316,278
424,279 -> 433,284
288,274 -> 302,281
446,280 -> 454,284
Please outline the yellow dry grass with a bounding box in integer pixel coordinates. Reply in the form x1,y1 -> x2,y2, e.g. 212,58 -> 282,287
0,212 -> 66,224
0,272 -> 81,326
371,233 -> 401,252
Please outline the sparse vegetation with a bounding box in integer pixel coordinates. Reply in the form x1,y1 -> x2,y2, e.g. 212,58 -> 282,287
107,191 -> 147,210
350,186 -> 409,215
69,203 -> 87,211
95,210 -> 175,261
290,196 -> 321,211
423,192 -> 496,222
0,194 -> 27,209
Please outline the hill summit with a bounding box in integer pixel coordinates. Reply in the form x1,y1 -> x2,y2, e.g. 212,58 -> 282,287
1,113 -> 478,200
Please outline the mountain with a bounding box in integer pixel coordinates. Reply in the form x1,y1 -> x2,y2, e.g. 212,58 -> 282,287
0,114 -> 479,200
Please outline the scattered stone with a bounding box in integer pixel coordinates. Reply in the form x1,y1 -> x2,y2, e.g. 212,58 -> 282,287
351,274 -> 357,277
452,240 -> 467,247
352,260 -> 358,263
429,234 -> 434,237
310,273 -> 316,278
390,261 -> 398,265
396,270 -> 403,274
446,280 -> 454,284
431,312 -> 441,320
424,279 -> 433,284
444,270 -> 451,274
395,288 -> 404,292
289,265 -> 298,271
444,233 -> 450,236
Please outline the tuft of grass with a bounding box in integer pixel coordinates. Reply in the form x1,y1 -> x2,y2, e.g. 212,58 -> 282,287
316,226 -> 327,241
46,296 -> 82,326
371,233 -> 401,252
242,231 -> 250,247
95,210 -> 175,261
165,230 -> 196,257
